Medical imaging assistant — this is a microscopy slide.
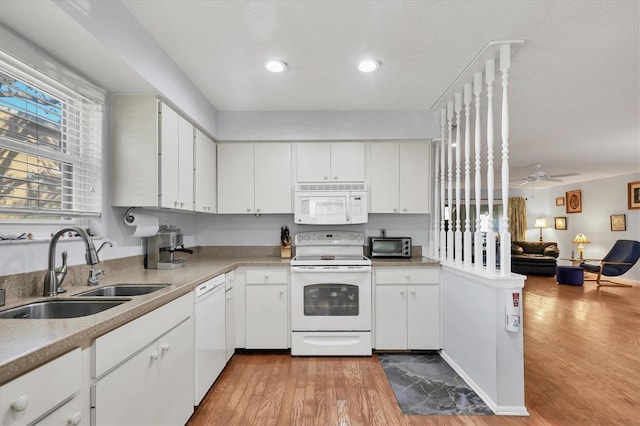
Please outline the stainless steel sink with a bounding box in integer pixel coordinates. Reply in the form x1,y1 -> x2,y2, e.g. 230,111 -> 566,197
74,284 -> 171,297
0,299 -> 130,319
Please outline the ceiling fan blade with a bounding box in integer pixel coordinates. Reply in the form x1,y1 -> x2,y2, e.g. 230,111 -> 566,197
549,172 -> 579,178
519,180 -> 532,186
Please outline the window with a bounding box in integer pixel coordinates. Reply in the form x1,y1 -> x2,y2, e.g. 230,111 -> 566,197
0,53 -> 103,221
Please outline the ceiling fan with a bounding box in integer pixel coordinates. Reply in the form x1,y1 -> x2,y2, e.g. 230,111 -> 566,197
513,164 -> 579,185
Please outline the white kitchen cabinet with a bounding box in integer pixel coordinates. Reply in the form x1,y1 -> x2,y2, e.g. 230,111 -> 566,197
36,393 -> 84,426
111,95 -> 194,211
160,104 -> 194,210
374,268 -> 440,350
370,142 -> 431,214
194,128 -> 216,213
218,143 -> 292,214
0,348 -> 82,426
91,293 -> 193,426
295,142 -> 365,182
245,268 -> 289,349
225,270 -> 236,363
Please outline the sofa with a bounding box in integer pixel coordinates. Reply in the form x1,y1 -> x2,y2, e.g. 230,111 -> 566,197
511,241 -> 560,276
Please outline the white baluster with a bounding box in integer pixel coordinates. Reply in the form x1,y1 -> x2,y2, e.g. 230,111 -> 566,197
433,138 -> 441,259
440,109 -> 447,262
446,101 -> 454,262
463,83 -> 473,268
473,72 -> 483,270
500,45 -> 512,275
454,93 -> 462,265
485,59 -> 496,274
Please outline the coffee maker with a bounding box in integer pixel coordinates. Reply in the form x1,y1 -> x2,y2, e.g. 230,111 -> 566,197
146,225 -> 193,269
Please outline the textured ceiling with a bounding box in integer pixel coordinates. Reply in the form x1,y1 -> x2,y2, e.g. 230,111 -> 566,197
0,0 -> 637,187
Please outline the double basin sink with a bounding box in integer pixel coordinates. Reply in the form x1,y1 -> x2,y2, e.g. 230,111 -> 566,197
0,284 -> 170,319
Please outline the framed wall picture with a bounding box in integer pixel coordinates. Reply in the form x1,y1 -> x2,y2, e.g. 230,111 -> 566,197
628,181 -> 640,210
555,196 -> 565,206
566,190 -> 582,213
610,214 -> 626,231
554,216 -> 567,230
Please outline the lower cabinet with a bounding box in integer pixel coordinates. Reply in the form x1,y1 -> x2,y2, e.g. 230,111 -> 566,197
374,268 -> 440,350
91,293 -> 194,426
245,268 -> 289,349
0,348 -> 83,426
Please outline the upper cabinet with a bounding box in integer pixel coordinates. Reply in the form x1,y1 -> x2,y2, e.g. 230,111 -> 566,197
111,95 -> 201,212
218,142 -> 292,214
370,142 -> 431,214
159,104 -> 194,211
194,128 -> 217,213
295,142 -> 365,182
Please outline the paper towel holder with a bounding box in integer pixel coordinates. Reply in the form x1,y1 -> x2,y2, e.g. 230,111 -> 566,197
124,207 -> 136,224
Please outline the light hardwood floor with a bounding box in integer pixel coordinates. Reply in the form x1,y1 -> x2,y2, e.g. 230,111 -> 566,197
187,275 -> 640,425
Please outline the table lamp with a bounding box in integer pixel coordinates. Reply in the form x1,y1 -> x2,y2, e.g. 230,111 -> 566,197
572,233 -> 590,261
533,217 -> 549,242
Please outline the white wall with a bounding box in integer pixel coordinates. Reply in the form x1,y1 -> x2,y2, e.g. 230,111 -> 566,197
511,172 -> 640,282
218,110 -> 440,141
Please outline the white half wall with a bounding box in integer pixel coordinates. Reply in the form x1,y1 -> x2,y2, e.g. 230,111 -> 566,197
440,266 -> 527,415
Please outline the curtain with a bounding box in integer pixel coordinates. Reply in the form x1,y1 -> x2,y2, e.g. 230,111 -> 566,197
509,197 -> 527,241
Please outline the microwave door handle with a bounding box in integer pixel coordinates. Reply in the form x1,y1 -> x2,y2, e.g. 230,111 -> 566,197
346,194 -> 350,223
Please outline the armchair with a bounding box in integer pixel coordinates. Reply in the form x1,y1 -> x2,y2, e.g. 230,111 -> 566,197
580,240 -> 640,287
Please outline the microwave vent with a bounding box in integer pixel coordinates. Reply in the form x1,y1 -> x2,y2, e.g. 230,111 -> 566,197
296,183 -> 367,192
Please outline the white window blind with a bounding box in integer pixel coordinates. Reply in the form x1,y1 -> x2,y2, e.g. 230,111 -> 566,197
0,54 -> 103,220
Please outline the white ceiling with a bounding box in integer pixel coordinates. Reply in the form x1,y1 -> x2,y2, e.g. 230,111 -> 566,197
0,0 -> 637,188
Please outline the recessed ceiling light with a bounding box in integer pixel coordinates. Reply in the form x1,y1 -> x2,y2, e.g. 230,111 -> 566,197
265,60 -> 287,73
358,59 -> 381,73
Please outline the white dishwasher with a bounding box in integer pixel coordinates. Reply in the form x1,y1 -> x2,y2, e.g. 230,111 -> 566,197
193,273 -> 226,405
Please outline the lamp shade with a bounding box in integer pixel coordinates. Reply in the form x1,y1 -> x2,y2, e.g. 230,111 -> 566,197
533,217 -> 549,229
572,233 -> 590,244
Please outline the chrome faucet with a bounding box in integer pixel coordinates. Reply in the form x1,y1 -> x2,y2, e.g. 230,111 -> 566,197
44,226 -> 110,296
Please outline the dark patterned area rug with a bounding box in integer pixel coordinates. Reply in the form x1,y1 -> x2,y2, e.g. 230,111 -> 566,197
378,352 -> 493,416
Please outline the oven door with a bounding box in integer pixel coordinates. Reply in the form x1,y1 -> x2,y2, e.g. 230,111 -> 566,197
291,265 -> 371,331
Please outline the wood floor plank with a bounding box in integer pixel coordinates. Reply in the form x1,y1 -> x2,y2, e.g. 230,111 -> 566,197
188,276 -> 640,425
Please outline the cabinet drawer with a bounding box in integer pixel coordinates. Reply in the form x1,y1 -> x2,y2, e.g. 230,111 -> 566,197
246,268 -> 288,284
0,348 -> 81,426
375,268 -> 439,284
92,293 -> 192,378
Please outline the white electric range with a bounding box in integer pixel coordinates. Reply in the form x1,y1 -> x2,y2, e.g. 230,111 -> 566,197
290,231 -> 372,356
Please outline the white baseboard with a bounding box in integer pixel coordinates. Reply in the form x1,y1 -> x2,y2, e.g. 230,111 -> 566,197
440,350 -> 529,416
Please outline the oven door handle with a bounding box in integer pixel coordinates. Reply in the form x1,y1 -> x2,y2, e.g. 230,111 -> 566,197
291,266 -> 371,273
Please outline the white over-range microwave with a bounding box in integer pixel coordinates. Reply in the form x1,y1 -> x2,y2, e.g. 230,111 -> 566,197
294,183 -> 368,225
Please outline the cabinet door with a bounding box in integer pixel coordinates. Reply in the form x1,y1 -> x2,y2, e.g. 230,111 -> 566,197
407,284 -> 440,349
370,143 -> 400,213
160,102 -> 180,209
177,115 -> 194,210
156,319 -> 194,425
255,143 -> 292,213
194,129 -> 216,213
400,143 -> 430,213
218,143 -> 255,213
37,394 -> 85,426
374,285 -> 407,350
93,341 -> 159,426
295,143 -> 331,182
330,142 -> 365,182
246,284 -> 288,349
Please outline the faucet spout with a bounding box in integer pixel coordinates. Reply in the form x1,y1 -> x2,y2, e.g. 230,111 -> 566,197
44,226 -> 98,297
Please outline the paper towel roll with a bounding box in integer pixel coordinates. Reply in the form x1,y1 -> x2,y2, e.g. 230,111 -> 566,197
124,211 -> 159,237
